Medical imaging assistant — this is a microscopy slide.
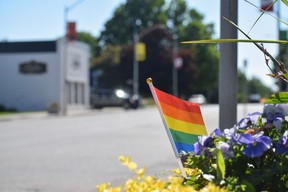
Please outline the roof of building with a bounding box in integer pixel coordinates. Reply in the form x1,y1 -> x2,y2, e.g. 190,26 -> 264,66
0,41 -> 57,53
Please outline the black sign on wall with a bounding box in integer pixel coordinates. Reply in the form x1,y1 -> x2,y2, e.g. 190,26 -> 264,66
19,60 -> 47,74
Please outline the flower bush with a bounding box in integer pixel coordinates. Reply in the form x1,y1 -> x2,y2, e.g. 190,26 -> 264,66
180,103 -> 288,191
97,104 -> 288,192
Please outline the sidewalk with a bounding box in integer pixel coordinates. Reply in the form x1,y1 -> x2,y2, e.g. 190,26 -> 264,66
0,109 -> 94,122
0,107 -> 138,122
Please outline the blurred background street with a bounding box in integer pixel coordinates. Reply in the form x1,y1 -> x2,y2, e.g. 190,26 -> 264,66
0,0 -> 287,191
0,103 -> 263,192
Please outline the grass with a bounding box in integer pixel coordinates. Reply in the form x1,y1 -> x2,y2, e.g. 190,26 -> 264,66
0,111 -> 17,116
0,111 -> 45,117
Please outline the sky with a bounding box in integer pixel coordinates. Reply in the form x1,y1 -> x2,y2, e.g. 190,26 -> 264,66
0,0 -> 287,91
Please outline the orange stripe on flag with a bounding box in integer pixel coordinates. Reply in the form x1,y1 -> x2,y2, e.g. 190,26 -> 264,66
154,87 -> 201,114
159,101 -> 205,125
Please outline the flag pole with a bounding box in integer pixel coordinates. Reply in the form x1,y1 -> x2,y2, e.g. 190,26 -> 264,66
146,77 -> 188,178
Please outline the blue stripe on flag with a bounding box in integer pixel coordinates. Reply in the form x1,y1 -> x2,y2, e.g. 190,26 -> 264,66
174,142 -> 194,153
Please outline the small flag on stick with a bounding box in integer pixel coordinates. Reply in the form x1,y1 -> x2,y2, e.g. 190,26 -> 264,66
146,77 -> 208,157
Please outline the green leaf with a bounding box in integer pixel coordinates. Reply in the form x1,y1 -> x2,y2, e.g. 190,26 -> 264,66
240,180 -> 256,192
257,116 -> 262,127
244,0 -> 288,30
181,39 -> 288,44
265,92 -> 288,104
216,149 -> 226,180
283,73 -> 288,80
219,16 -> 284,74
282,0 -> 288,7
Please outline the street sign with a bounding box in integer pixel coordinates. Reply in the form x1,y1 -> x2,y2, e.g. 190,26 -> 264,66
136,42 -> 146,61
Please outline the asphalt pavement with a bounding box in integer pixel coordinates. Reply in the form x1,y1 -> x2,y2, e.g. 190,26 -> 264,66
0,104 -> 264,192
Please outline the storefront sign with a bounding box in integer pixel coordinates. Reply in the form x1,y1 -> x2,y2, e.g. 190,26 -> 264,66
19,60 -> 47,74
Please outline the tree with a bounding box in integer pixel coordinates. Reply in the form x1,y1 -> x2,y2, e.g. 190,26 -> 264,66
96,0 -> 220,102
248,77 -> 272,97
77,32 -> 98,60
98,0 -> 167,45
238,70 -> 272,102
92,45 -> 123,89
165,0 -> 219,101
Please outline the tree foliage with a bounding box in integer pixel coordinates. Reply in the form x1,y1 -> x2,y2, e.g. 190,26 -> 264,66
90,0 -> 270,102
96,0 -> 218,101
77,32 -> 98,58
99,0 -> 167,45
238,70 -> 272,102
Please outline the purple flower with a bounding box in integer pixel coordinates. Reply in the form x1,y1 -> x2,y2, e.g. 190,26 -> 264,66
238,117 -> 249,129
273,116 -> 284,131
275,131 -> 288,154
213,128 -> 222,137
265,104 -> 288,116
217,141 -> 234,159
276,104 -> 288,116
223,127 -> 237,142
194,136 -> 212,155
238,132 -> 272,158
248,112 -> 262,123
264,105 -> 285,130
238,112 -> 262,129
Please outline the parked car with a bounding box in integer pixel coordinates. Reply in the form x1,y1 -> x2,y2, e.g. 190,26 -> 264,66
90,88 -> 141,109
248,94 -> 261,103
188,94 -> 207,104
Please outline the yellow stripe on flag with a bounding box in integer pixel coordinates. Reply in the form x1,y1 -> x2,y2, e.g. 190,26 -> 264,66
164,115 -> 208,135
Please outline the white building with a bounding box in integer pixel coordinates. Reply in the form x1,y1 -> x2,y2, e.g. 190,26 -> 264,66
0,38 -> 90,114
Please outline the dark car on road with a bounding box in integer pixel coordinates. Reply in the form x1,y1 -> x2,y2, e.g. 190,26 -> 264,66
90,88 -> 141,109
248,94 -> 261,103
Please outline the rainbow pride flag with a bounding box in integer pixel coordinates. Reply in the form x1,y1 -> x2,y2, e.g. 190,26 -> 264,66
147,78 -> 207,156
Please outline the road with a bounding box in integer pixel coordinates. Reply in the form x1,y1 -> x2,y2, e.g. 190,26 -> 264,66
0,104 -> 263,192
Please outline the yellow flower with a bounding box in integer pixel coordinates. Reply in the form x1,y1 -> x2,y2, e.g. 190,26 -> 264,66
108,186 -> 122,192
96,183 -> 110,192
96,183 -> 122,192
199,183 -> 228,192
119,156 -> 131,165
137,167 -> 146,179
119,156 -> 138,172
127,162 -> 137,171
163,176 -> 196,192
118,155 -> 126,162
169,176 -> 184,184
143,176 -> 154,183
96,156 -> 229,192
173,168 -> 201,177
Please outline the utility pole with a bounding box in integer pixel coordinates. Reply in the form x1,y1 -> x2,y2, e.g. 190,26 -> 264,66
133,33 -> 139,96
61,0 -> 86,115
243,59 -> 248,117
219,1 -> 238,130
172,34 -> 178,97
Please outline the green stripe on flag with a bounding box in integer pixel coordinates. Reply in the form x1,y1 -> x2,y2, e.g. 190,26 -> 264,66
170,129 -> 199,145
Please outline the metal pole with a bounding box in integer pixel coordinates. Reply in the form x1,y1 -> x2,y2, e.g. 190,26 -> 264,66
243,59 -> 248,117
60,7 -> 68,116
171,0 -> 178,97
133,33 -> 139,96
172,35 -> 178,97
277,0 -> 280,38
219,0 -> 238,130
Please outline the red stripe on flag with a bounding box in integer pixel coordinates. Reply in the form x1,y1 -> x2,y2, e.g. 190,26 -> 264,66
154,87 -> 202,114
